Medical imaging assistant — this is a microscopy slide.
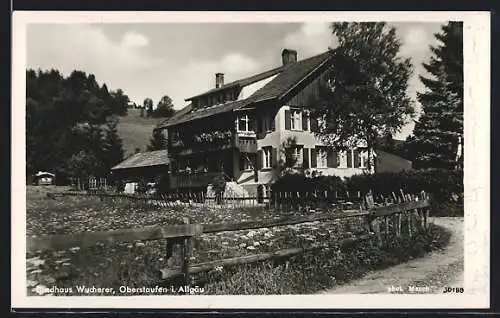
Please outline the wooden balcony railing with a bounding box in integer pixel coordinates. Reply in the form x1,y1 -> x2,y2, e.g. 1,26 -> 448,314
234,134 -> 257,153
237,138 -> 257,153
170,132 -> 258,155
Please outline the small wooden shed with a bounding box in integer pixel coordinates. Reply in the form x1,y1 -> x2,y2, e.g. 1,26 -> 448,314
110,150 -> 170,191
34,171 -> 55,185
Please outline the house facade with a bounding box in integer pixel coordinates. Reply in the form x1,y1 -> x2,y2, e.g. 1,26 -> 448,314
157,49 -> 371,198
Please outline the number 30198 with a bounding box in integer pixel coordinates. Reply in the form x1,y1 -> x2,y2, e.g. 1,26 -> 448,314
443,287 -> 464,293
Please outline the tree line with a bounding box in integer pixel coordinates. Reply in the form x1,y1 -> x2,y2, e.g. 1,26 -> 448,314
26,69 -> 130,184
138,96 -> 175,119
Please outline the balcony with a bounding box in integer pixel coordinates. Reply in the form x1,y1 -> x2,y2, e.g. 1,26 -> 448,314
236,137 -> 257,153
169,171 -> 222,189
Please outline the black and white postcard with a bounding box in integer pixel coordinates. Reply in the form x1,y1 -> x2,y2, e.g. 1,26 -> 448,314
12,11 -> 490,310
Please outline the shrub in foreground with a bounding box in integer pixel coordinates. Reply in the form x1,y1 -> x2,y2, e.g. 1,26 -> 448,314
198,223 -> 452,295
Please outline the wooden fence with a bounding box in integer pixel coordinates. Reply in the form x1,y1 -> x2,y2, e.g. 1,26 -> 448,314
31,190 -> 431,288
47,188 -> 377,211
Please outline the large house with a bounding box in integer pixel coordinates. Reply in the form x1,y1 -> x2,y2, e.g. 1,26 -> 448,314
156,49 -> 378,198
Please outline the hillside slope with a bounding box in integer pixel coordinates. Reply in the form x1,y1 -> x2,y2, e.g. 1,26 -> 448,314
116,108 -> 166,157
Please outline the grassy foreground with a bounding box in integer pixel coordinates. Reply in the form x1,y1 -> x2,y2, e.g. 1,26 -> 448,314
26,186 -> 451,296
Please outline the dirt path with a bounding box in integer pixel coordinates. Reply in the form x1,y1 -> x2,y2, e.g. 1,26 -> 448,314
321,217 -> 464,294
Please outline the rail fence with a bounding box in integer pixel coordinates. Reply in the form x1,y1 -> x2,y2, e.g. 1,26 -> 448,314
32,190 -> 431,289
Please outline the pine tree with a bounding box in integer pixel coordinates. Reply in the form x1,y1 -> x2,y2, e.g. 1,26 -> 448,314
101,117 -> 125,174
408,22 -> 463,170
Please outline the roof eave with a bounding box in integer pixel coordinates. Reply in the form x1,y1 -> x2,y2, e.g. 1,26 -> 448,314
277,54 -> 333,101
184,84 -> 241,101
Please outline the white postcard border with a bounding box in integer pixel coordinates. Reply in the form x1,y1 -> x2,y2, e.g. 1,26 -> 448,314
11,11 -> 490,309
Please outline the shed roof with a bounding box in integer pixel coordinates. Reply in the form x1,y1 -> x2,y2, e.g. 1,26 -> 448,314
111,150 -> 169,170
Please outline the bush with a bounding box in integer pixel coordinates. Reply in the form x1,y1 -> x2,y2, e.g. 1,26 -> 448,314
135,178 -> 148,194
199,223 -> 452,294
272,169 -> 463,215
211,174 -> 227,204
343,169 -> 463,202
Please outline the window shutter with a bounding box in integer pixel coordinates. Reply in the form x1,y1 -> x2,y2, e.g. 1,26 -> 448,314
271,147 -> 278,167
332,150 -> 338,168
257,116 -> 263,133
303,148 -> 310,169
347,150 -> 353,168
270,114 -> 275,131
310,148 -> 317,168
302,112 -> 308,131
248,116 -> 254,131
354,149 -> 361,168
253,154 -> 259,181
257,150 -> 263,170
327,148 -> 335,167
285,110 -> 291,130
310,117 -> 318,132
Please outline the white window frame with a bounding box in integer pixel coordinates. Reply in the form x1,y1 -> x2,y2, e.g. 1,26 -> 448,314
317,115 -> 327,132
290,109 -> 302,131
262,112 -> 273,132
338,150 -> 348,168
238,114 -> 251,132
291,145 -> 303,167
262,147 -> 272,169
359,149 -> 369,169
316,147 -> 328,168
263,185 -> 271,198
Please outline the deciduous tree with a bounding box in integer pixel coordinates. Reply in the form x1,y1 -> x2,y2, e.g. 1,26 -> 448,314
309,22 -> 415,171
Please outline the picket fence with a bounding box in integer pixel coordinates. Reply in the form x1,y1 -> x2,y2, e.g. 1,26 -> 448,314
48,188 -> 376,211
32,189 -> 430,289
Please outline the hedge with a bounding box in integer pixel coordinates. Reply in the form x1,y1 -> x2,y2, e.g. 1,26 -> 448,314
271,169 -> 463,216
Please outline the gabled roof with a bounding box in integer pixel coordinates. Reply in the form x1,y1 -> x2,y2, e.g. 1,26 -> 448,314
111,150 -> 169,170
157,50 -> 333,129
35,171 -> 55,177
185,66 -> 284,101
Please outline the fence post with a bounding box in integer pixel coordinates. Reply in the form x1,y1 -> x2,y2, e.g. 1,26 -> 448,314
421,191 -> 429,230
181,217 -> 192,288
384,216 -> 389,242
391,192 -> 402,237
274,191 -> 277,211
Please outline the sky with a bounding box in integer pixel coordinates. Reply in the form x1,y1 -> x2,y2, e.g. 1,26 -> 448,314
26,22 -> 444,139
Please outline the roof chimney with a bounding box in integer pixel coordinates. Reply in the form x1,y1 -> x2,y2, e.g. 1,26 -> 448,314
215,73 -> 224,88
282,49 -> 298,66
